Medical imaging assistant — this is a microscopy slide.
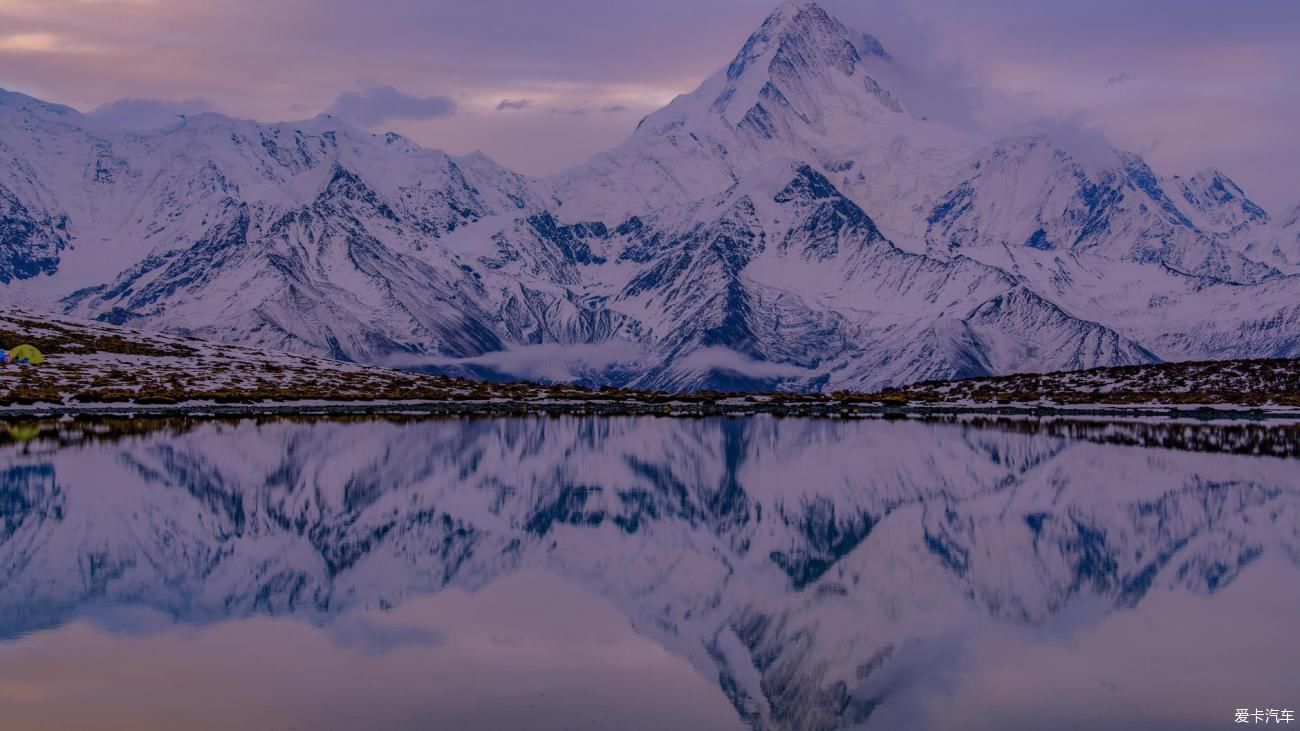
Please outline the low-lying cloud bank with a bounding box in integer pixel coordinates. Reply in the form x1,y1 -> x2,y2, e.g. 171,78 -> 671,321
384,342 -> 811,386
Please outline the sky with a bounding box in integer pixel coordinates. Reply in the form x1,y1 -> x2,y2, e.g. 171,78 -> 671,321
0,0 -> 1297,211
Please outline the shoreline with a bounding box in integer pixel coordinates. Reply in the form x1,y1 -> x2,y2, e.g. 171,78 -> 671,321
3,397 -> 1299,423
5,310 -> 1297,425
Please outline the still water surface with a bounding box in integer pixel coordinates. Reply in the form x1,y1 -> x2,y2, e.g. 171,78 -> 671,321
0,415 -> 1297,731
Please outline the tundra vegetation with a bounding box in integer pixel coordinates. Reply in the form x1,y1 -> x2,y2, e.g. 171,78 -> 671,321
2,311 -> 1297,411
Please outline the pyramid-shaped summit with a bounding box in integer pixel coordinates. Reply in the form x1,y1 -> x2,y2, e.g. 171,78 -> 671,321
551,0 -> 917,222
711,0 -> 901,127
732,0 -> 892,78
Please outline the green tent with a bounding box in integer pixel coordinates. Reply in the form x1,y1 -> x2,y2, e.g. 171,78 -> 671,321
6,344 -> 44,365
5,423 -> 42,442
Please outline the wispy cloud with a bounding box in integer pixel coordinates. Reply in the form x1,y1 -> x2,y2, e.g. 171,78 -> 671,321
0,0 -> 1296,206
326,84 -> 456,127
0,32 -> 61,53
495,98 -> 531,111
0,31 -> 97,54
88,96 -> 214,129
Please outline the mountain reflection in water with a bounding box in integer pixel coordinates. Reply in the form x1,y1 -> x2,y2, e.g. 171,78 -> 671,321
1,415 -> 1297,731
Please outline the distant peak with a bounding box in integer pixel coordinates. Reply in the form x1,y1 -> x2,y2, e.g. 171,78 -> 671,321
1283,204 -> 1300,229
725,0 -> 891,86
703,0 -> 899,128
0,87 -> 81,119
760,1 -> 838,39
762,0 -> 889,55
772,0 -> 833,20
1175,168 -> 1271,226
772,0 -> 828,18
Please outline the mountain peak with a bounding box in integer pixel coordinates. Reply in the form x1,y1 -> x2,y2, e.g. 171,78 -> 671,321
767,0 -> 855,32
0,87 -> 82,122
1173,168 -> 1271,229
730,0 -> 890,79
707,0 -> 899,129
769,0 -> 835,25
1283,203 -> 1300,230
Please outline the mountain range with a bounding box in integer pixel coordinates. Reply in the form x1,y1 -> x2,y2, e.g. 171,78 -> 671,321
2,0 -> 1297,391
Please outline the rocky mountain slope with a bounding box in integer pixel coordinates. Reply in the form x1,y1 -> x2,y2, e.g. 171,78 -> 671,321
1,1 -> 1297,390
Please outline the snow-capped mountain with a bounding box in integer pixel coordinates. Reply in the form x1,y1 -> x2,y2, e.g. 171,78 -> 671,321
2,417 -> 1296,729
1,1 -> 1297,390
604,161 -> 1153,389
0,89 -> 540,359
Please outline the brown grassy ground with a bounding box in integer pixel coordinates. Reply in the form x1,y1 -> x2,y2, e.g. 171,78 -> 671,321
871,359 -> 1300,407
3,310 -> 1298,409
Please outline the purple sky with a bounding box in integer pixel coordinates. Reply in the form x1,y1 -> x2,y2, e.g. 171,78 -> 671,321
1,0 -> 1296,211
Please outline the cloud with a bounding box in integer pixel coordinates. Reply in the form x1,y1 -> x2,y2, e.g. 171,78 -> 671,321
496,98 -> 531,111
390,340 -> 808,386
672,347 -> 810,381
385,340 -> 649,383
326,84 -> 456,127
1,0 -> 1297,208
87,96 -> 215,130
516,103 -> 631,117
0,32 -> 63,53
827,0 -> 1300,210
327,615 -> 443,656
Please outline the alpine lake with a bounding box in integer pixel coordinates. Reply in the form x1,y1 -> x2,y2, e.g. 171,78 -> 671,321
1,412 -> 1297,731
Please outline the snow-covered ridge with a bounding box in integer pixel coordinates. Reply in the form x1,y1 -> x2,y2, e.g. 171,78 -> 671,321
1,1 -> 1298,391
